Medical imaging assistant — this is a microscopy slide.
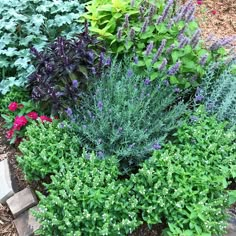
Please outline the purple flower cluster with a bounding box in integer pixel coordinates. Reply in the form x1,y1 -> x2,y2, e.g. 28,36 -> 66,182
145,41 -> 154,56
167,61 -> 181,76
152,39 -> 166,64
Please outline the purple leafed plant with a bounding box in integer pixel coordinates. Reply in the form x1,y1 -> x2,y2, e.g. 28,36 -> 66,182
28,22 -> 108,115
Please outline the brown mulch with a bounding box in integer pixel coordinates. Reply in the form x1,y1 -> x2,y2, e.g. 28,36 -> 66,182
195,0 -> 236,44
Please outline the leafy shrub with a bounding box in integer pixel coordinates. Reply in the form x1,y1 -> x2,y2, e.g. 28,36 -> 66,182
84,0 -> 213,87
130,106 -> 236,235
27,23 -> 109,115
34,153 -> 141,236
200,60 -> 236,127
0,0 -> 85,94
73,61 -> 187,174
17,121 -> 80,181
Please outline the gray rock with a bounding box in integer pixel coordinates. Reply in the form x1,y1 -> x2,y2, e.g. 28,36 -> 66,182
0,158 -> 14,203
13,206 -> 41,236
7,187 -> 38,218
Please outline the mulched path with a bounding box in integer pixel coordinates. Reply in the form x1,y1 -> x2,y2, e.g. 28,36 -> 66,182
0,1 -> 235,235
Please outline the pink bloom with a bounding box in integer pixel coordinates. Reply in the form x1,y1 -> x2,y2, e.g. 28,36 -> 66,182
6,128 -> 14,139
27,111 -> 38,120
8,102 -> 18,111
39,115 -> 52,123
13,116 -> 28,130
197,0 -> 202,5
211,10 -> 217,15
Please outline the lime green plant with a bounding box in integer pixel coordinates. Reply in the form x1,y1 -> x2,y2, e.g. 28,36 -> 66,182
83,0 -> 212,88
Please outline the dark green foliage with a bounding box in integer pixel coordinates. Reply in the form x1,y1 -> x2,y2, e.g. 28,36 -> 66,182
0,0 -> 85,94
17,121 -> 80,181
131,106 -> 236,235
34,153 -> 141,236
0,86 -> 30,114
201,61 -> 236,128
27,24 -> 108,115
73,62 -> 187,174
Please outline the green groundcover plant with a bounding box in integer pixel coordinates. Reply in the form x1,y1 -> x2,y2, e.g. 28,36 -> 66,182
0,0 -> 85,94
34,153 -> 141,236
83,0 -> 218,88
72,61 -> 187,174
131,106 -> 236,235
17,121 -> 80,181
33,106 -> 236,235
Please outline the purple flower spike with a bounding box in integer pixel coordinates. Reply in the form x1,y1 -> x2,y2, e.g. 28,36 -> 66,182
141,17 -> 149,33
144,78 -> 151,85
117,27 -> 122,41
161,0 -> 174,22
167,61 -> 181,76
152,143 -> 161,150
190,116 -> 198,122
159,58 -> 168,71
199,54 -> 208,66
65,107 -> 73,117
72,80 -> 78,88
129,28 -> 135,40
152,39 -> 166,64
97,101 -> 103,111
145,41 -> 154,56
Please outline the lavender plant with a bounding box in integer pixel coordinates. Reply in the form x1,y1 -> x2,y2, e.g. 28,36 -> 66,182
200,60 -> 236,128
27,23 -> 108,115
83,0 -> 214,88
72,61 -> 188,174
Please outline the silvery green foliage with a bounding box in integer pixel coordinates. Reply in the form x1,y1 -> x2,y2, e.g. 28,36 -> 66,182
73,62 -> 188,174
201,61 -> 236,128
0,0 -> 85,94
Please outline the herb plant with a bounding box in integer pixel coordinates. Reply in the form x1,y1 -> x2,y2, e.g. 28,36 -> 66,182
73,61 -> 187,174
131,106 -> 236,235
34,153 -> 141,235
84,0 -> 212,87
201,60 -> 236,128
0,0 -> 85,94
17,121 -> 80,181
27,23 -> 108,115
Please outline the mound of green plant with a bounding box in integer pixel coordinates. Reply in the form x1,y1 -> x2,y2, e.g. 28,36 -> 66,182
83,0 -> 215,88
17,121 -> 80,181
0,0 -> 85,94
73,61 -> 187,174
131,106 -> 236,235
34,153 -> 141,236
200,60 -> 236,127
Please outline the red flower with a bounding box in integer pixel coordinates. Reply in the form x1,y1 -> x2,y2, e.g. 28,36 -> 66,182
211,10 -> 217,15
8,102 -> 18,111
27,111 -> 38,120
6,128 -> 14,139
39,115 -> 52,123
13,116 -> 28,130
197,0 -> 202,5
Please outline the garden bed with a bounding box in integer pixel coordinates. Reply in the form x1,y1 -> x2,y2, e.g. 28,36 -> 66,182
0,0 -> 236,235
